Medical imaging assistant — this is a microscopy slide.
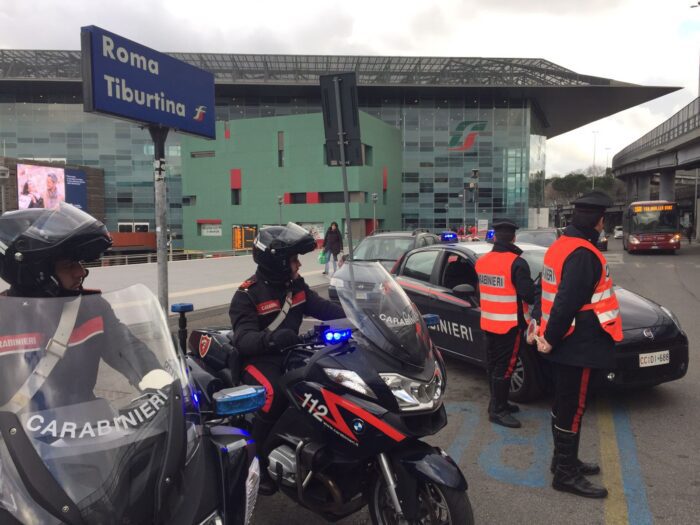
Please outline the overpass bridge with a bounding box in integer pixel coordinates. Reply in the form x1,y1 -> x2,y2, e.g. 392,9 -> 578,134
612,97 -> 700,203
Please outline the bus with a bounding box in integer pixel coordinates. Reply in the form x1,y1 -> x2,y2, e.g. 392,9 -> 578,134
622,200 -> 681,253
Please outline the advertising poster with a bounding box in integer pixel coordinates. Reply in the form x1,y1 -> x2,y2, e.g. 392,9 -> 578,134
65,168 -> 88,211
17,164 -> 66,210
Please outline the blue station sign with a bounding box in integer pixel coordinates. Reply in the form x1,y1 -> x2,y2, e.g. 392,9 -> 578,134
81,26 -> 215,139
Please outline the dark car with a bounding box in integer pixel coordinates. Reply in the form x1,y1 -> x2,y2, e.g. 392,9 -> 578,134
328,230 -> 439,300
517,227 -> 607,251
392,241 -> 688,402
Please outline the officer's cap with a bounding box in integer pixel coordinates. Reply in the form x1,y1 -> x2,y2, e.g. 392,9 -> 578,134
571,190 -> 613,210
492,220 -> 518,233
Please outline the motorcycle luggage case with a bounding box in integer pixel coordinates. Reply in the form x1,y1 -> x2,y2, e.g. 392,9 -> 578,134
188,329 -> 241,380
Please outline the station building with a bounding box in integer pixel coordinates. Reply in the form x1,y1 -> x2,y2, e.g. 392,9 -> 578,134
0,51 -> 677,248
181,112 -> 402,251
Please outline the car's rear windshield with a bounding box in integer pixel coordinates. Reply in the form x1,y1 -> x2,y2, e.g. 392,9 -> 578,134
515,231 -> 557,248
474,249 -> 544,281
353,237 -> 414,261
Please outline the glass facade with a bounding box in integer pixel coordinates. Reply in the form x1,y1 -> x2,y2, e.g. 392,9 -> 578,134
217,93 -> 539,230
0,91 -> 541,239
0,94 -> 183,244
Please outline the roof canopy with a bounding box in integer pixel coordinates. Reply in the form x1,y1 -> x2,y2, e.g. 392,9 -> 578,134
0,50 -> 679,138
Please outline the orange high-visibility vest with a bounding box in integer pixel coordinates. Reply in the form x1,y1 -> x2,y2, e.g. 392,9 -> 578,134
476,251 -> 531,334
539,236 -> 623,342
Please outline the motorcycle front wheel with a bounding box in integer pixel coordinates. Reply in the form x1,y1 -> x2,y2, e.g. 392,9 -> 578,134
368,474 -> 474,525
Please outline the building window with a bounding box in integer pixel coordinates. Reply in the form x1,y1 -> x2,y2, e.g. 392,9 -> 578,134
278,131 -> 284,167
290,192 -> 307,204
118,223 -> 133,233
383,189 -> 387,205
362,144 -> 373,166
318,191 -> 366,203
190,150 -> 215,158
134,223 -> 150,232
231,189 -> 241,205
183,195 -> 197,206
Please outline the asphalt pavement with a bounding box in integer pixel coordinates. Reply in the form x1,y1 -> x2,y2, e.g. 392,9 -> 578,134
82,240 -> 700,524
247,240 -> 699,525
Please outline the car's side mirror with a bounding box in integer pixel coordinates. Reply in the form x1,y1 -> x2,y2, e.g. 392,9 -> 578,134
452,284 -> 476,297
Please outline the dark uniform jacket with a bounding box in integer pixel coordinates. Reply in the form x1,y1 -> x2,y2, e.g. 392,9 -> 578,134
491,241 -> 537,328
229,271 -> 345,357
0,288 -> 160,410
542,225 -> 616,369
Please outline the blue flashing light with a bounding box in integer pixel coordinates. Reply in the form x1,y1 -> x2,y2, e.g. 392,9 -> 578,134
171,303 -> 194,313
323,329 -> 352,345
486,229 -> 495,241
441,231 -> 458,243
214,385 -> 267,416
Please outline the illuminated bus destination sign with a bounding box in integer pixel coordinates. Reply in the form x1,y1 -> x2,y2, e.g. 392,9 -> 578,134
633,205 -> 675,212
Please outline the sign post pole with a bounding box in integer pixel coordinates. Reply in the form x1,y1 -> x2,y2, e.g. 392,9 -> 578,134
333,77 -> 354,259
149,125 -> 169,312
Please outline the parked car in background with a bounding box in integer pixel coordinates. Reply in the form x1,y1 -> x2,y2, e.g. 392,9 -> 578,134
390,241 -> 689,401
516,227 -> 607,251
328,229 -> 439,300
515,228 -> 559,248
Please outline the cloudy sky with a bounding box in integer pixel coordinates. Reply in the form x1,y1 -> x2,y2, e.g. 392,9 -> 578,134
1,0 -> 698,176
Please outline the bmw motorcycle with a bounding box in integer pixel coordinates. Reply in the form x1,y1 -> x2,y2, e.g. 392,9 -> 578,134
188,262 -> 474,524
0,284 -> 263,525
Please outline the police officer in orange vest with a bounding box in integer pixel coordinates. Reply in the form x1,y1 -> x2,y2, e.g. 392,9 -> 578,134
475,220 -> 536,428
535,190 -> 622,498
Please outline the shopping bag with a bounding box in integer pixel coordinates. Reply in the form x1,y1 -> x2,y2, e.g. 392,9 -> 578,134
318,251 -> 327,265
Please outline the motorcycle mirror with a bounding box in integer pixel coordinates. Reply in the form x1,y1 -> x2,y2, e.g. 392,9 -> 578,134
214,385 -> 267,416
422,314 -> 440,327
452,284 -> 475,297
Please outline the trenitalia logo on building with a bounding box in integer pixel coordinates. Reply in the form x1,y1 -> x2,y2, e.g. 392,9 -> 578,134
81,25 -> 216,139
448,121 -> 487,152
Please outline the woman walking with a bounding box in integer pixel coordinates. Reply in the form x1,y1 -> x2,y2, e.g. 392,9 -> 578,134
323,222 -> 343,275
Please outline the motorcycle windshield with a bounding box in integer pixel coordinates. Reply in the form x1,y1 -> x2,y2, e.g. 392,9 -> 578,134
333,262 -> 431,368
0,284 -> 200,524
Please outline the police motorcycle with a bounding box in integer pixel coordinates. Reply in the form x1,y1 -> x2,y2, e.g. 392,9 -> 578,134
0,284 -> 264,525
188,261 -> 473,524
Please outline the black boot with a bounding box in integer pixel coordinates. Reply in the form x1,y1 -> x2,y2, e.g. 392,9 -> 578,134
552,428 -> 607,498
488,377 -> 521,428
251,415 -> 278,496
549,416 -> 600,475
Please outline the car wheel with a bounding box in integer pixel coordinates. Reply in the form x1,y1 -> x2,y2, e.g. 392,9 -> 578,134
509,346 -> 542,403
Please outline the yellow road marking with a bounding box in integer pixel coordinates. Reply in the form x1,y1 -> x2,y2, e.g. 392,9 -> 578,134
597,397 -> 628,525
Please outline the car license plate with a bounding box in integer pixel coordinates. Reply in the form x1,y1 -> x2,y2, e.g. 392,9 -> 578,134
651,245 -> 659,249
639,350 -> 670,368
355,292 -> 368,300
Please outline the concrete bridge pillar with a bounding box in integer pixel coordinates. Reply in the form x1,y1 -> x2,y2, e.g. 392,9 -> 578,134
659,171 -> 675,201
637,174 -> 651,201
626,177 -> 635,202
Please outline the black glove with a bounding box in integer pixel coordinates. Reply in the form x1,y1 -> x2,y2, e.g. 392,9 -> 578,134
265,328 -> 302,352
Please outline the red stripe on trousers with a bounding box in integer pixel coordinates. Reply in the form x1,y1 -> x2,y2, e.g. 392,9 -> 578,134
504,330 -> 522,379
244,365 -> 274,413
571,368 -> 591,433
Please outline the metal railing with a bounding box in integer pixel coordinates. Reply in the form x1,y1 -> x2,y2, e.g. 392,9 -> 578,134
614,97 -> 700,168
84,248 -> 253,268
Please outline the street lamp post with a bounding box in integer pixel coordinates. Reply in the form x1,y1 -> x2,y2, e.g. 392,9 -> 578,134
458,192 -> 466,234
471,168 -> 479,232
277,195 -> 283,225
371,192 -> 378,233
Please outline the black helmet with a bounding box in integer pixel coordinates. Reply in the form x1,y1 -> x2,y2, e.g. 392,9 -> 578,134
0,203 -> 112,295
253,222 -> 316,281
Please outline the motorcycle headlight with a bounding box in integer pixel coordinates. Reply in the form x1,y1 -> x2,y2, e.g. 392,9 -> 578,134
380,362 -> 444,412
324,368 -> 376,398
629,235 -> 640,245
660,305 -> 683,332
